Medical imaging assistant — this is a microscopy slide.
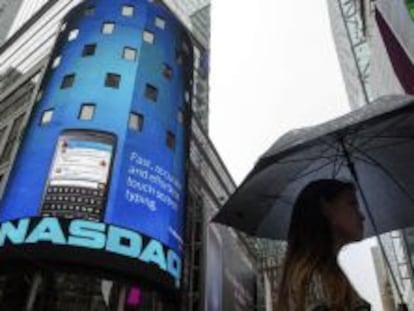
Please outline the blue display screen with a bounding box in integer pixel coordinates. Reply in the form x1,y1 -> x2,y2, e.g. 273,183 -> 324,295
0,0 -> 193,291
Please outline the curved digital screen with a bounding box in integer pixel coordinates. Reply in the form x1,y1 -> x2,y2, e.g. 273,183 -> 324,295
0,0 -> 193,291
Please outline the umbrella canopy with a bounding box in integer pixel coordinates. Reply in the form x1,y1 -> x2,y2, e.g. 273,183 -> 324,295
214,95 -> 414,240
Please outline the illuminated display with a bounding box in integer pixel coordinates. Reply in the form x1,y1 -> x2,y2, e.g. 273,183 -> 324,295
0,0 -> 193,291
41,131 -> 115,221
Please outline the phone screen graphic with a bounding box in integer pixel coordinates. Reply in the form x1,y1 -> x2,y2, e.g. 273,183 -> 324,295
41,130 -> 115,221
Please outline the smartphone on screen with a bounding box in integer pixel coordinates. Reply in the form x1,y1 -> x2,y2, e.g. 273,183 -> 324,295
40,130 -> 116,221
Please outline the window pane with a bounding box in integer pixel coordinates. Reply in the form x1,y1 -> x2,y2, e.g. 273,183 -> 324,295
40,109 -> 54,125
68,29 -> 79,41
162,64 -> 173,80
143,30 -> 155,44
84,5 -> 95,16
155,16 -> 166,29
129,113 -> 144,131
185,91 -> 191,103
0,142 -> 14,165
144,84 -> 158,102
10,115 -> 25,139
166,131 -> 176,150
182,41 -> 190,54
52,56 -> 61,69
82,44 -> 96,57
105,73 -> 121,88
177,110 -> 184,124
123,47 -> 137,61
61,74 -> 75,89
176,50 -> 183,65
102,22 -> 115,34
122,5 -> 134,16
79,104 -> 95,120
36,90 -> 43,102
0,127 -> 6,146
0,114 -> 26,164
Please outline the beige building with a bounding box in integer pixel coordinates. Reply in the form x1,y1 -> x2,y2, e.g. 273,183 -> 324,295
372,246 -> 397,311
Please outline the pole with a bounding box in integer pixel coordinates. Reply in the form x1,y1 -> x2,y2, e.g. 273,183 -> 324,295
341,140 -> 408,310
117,286 -> 127,311
25,273 -> 42,311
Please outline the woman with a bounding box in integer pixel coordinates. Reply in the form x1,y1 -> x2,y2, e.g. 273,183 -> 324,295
276,179 -> 370,310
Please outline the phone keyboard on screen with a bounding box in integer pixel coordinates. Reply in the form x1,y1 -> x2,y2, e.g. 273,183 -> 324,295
41,186 -> 106,221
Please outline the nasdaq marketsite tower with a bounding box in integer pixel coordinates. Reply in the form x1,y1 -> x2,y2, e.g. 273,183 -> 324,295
0,0 -> 193,308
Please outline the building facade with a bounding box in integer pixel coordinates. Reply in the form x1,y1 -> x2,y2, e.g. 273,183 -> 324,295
0,1 -> 259,310
0,0 -> 24,44
372,246 -> 397,311
328,0 -> 414,309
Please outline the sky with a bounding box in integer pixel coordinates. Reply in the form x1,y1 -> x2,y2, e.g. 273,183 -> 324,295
209,0 -> 383,310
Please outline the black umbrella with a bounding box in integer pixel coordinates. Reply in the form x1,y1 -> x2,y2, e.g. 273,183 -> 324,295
214,95 -> 414,309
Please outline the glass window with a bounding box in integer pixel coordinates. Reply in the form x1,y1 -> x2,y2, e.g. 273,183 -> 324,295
176,50 -> 183,65
162,64 -> 173,80
185,91 -> 191,103
68,29 -> 79,41
166,131 -> 176,150
0,127 -> 6,146
36,90 -> 43,102
84,5 -> 95,16
182,41 -> 190,54
177,110 -> 184,124
61,74 -> 75,89
105,73 -> 121,88
52,56 -> 61,69
399,264 -> 409,279
122,5 -> 134,17
143,30 -> 155,44
128,113 -> 144,131
144,84 -> 158,102
40,109 -> 54,125
9,114 -> 25,140
102,22 -> 115,34
391,231 -> 401,238
123,47 -> 137,61
0,114 -> 26,165
155,16 -> 166,29
79,104 -> 96,120
82,43 -> 97,57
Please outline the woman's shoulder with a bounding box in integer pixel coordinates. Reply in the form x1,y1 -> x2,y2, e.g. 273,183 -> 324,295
305,271 -> 371,311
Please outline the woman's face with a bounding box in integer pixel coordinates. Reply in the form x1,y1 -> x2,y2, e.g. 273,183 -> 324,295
323,190 -> 365,245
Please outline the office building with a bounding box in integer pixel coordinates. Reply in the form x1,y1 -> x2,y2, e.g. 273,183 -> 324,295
0,1 -> 258,310
328,0 -> 414,309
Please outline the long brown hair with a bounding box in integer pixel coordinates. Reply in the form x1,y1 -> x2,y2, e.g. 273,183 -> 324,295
276,179 -> 358,310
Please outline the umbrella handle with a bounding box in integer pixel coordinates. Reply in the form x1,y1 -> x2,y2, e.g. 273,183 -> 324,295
341,140 -> 407,307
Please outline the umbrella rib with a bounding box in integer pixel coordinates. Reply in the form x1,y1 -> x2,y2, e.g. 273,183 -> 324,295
276,154 -> 340,164
258,194 -> 293,207
287,157 -> 338,183
331,141 -> 345,179
246,144 -> 337,224
347,143 -> 414,207
333,156 -> 346,178
356,135 -> 414,139
267,143 -> 337,203
340,140 -> 409,308
351,113 -> 414,150
356,137 -> 414,154
312,135 -> 351,179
